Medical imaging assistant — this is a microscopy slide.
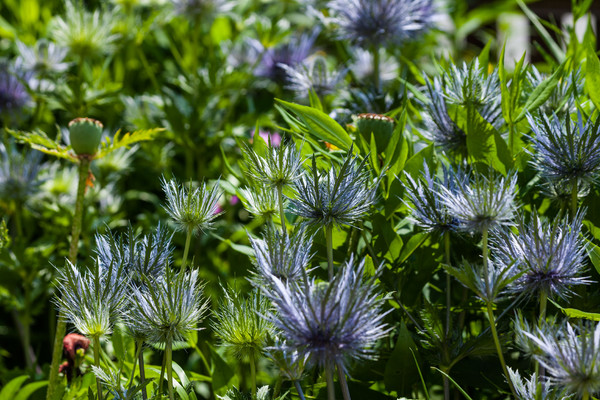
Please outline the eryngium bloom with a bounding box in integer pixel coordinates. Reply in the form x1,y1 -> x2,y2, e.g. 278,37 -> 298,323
521,320 -> 600,398
507,368 -> 570,400
402,163 -> 460,235
290,152 -> 378,229
95,223 -> 173,284
527,112 -> 600,192
212,288 -> 273,360
127,269 -> 208,345
254,31 -> 317,84
422,77 -> 467,156
492,210 -> 590,300
441,170 -> 518,234
16,40 -> 69,77
161,177 -> 222,236
55,259 -> 128,338
248,225 -> 314,283
266,337 -> 309,382
242,141 -> 304,190
0,63 -> 30,114
170,0 -> 234,18
280,56 -> 346,98
262,256 -> 390,372
327,0 -> 435,48
441,59 -> 503,130
0,140 -> 43,207
239,186 -> 278,221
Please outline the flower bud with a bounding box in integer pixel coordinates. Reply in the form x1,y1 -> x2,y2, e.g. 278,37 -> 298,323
356,113 -> 395,152
68,117 -> 103,156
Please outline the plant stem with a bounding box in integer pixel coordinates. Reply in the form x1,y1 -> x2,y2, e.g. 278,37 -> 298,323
159,347 -> 166,395
583,391 -> 590,400
372,46 -> 380,91
139,341 -> 148,400
47,156 -> 91,400
444,232 -> 452,335
325,364 -> 336,400
181,226 -> 193,271
93,335 -> 103,400
571,180 -> 578,217
250,351 -> 257,396
294,380 -> 307,400
128,341 -> 141,389
326,224 -> 334,280
336,363 -> 351,400
485,303 -> 517,398
539,290 -> 547,324
277,184 -> 286,235
166,337 -> 174,400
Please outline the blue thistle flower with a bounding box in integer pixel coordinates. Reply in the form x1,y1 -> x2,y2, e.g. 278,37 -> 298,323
262,255 -> 390,373
422,77 -> 467,156
95,223 -> 174,284
0,140 -> 44,208
289,152 -> 378,230
16,40 -> 69,76
492,210 -> 590,301
55,259 -> 128,338
280,55 -> 346,98
161,177 -> 222,236
0,63 -> 30,114
127,269 -> 208,345
248,225 -> 314,283
242,141 -> 304,190
238,185 -> 279,221
527,112 -> 600,193
402,163 -> 460,235
440,170 -> 518,234
327,0 -> 435,48
255,31 -> 317,84
170,0 -> 234,18
507,368 -> 570,400
520,320 -> 600,398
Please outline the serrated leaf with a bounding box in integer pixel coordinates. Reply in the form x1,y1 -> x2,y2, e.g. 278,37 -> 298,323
275,99 -> 352,151
7,129 -> 77,162
96,128 -> 163,158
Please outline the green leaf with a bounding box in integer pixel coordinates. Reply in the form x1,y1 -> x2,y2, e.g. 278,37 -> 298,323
586,43 -> 600,111
0,376 -> 29,399
14,381 -> 48,400
208,344 -> 234,391
515,59 -> 567,122
275,99 -> 353,151
585,238 -> 600,275
517,0 -> 565,62
561,307 -> 600,321
384,322 -> 420,396
96,128 -> 163,158
397,232 -> 429,265
7,129 -> 77,162
308,88 -> 323,111
404,144 -> 435,178
432,368 -> 474,400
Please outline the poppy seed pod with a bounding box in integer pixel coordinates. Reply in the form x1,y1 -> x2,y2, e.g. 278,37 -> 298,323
356,113 -> 394,151
68,117 -> 103,156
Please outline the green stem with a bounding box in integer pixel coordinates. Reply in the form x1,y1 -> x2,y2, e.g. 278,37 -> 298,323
128,341 -> 141,389
13,202 -> 23,239
482,229 -> 489,286
139,341 -> 148,400
539,290 -> 547,324
485,303 -> 517,398
294,381 -> 307,400
444,232 -> 452,336
571,180 -> 578,217
181,226 -> 193,271
325,364 -> 336,400
47,157 -> 91,400
277,184 -> 286,235
93,335 -> 103,400
326,224 -> 334,280
166,337 -> 174,400
136,47 -> 161,93
583,391 -> 590,400
336,363 -> 351,400
249,352 -> 257,396
159,347 -> 166,395
372,46 -> 380,91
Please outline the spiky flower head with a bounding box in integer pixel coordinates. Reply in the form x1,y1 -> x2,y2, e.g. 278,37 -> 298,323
161,176 -> 222,236
95,223 -> 173,285
212,288 -> 273,361
507,368 -> 571,400
242,141 -> 304,190
0,140 -> 43,209
262,256 -> 390,372
16,40 -> 69,77
290,151 -> 378,229
266,337 -> 309,382
254,31 -> 317,84
49,0 -> 119,58
441,170 -> 518,234
127,269 -> 208,345
349,47 -> 398,84
170,0 -> 234,18
327,0 -> 435,48
422,77 -> 467,156
248,225 -> 313,284
492,210 -> 589,301
55,259 -> 128,338
402,163 -> 460,235
441,59 -> 502,130
527,112 -> 600,192
280,55 -> 346,98
239,186 -> 278,221
0,62 -> 30,114
514,310 -> 561,359
520,320 -> 600,398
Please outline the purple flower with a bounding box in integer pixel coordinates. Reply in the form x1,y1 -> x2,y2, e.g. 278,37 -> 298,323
0,63 -> 30,114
